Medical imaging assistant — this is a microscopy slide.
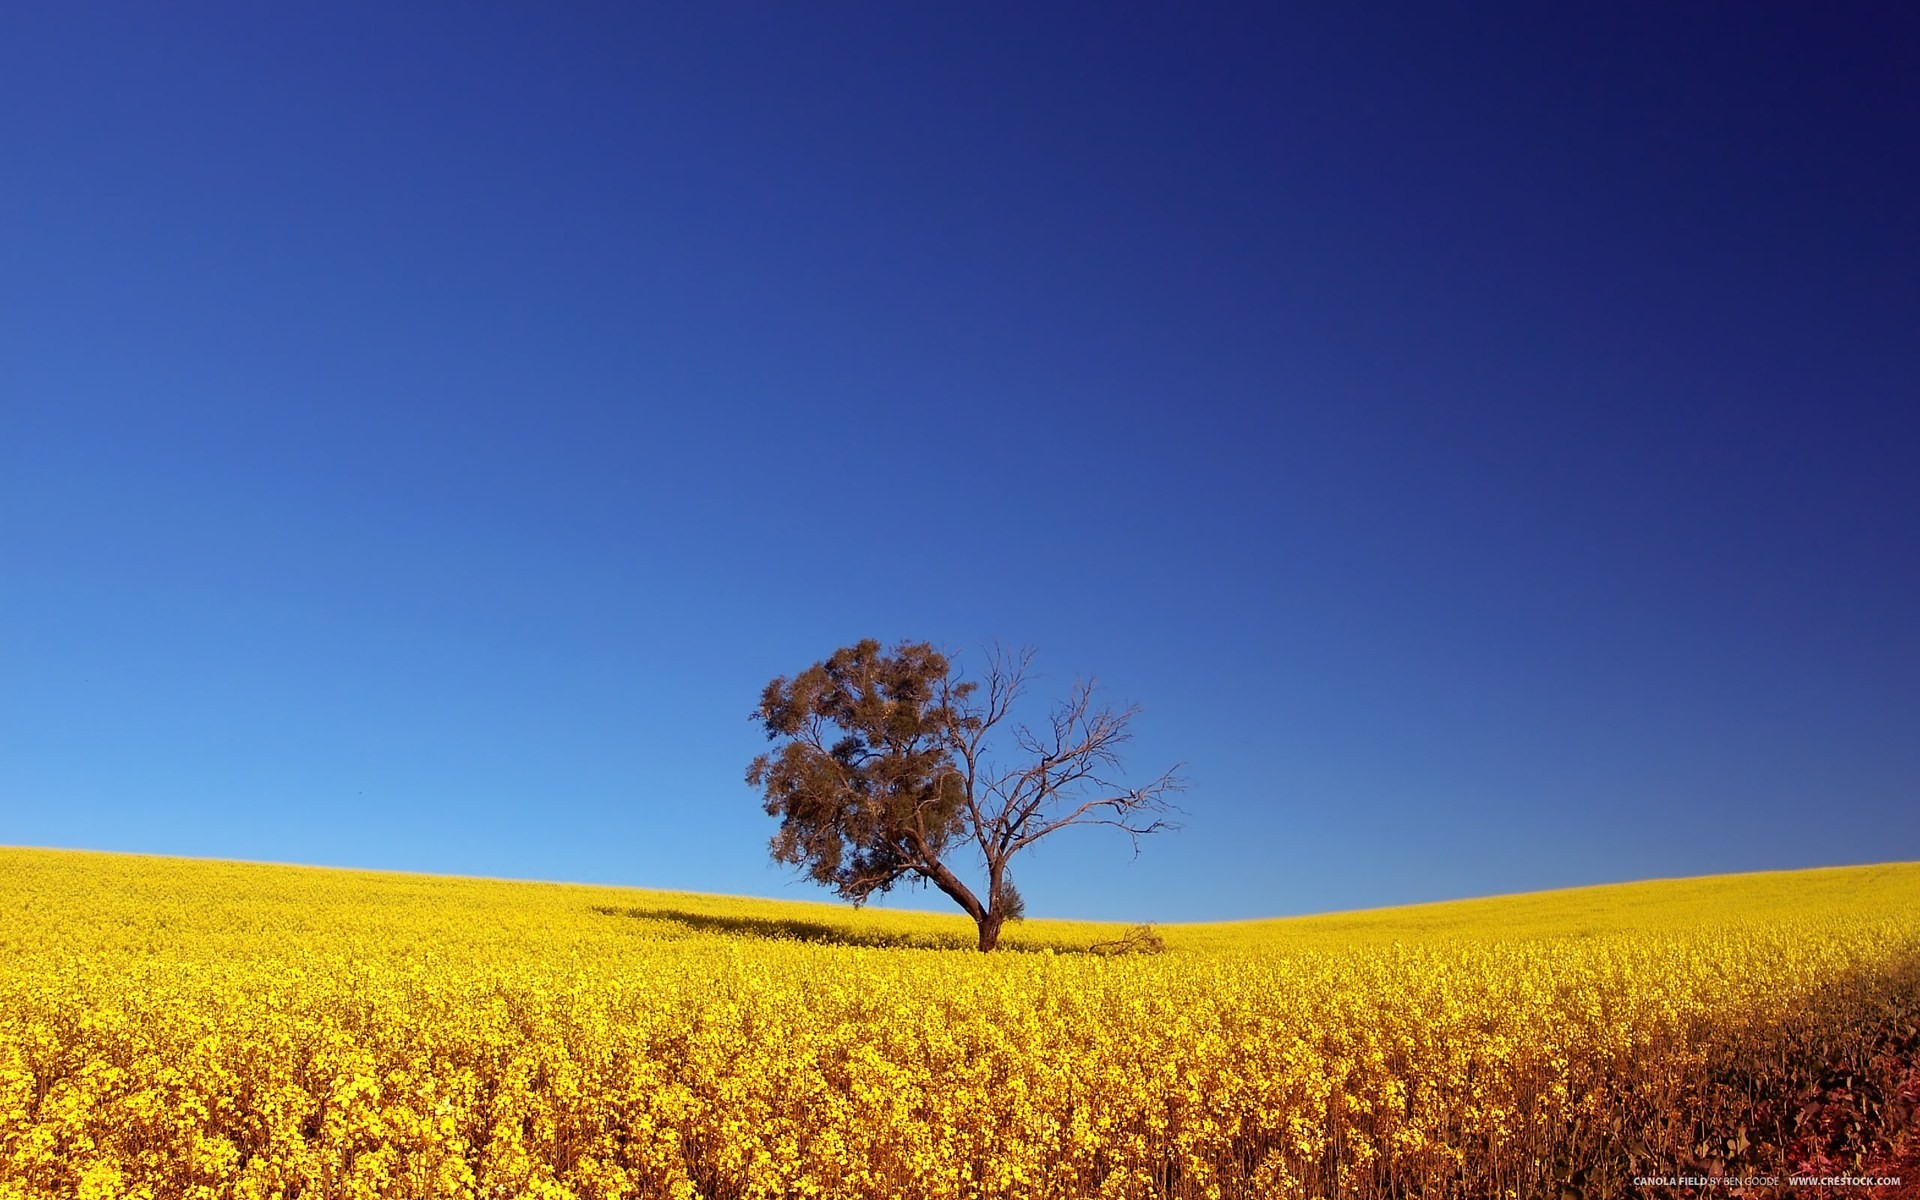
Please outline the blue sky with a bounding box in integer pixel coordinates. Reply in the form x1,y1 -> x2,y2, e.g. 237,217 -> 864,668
3,4 -> 1915,922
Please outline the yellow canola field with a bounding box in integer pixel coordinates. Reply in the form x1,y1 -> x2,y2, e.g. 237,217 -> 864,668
2,848 -> 1916,1200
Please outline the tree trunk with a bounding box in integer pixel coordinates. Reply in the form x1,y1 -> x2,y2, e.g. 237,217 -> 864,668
924,859 -> 986,927
975,910 -> 1005,952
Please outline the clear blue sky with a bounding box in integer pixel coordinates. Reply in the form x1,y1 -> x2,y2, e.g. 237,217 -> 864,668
4,4 -> 1915,922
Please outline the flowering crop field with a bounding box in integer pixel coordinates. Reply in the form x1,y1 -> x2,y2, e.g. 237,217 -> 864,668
3,848 -> 1917,1200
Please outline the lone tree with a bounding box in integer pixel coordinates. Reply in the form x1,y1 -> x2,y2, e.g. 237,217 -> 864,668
747,638 -> 1184,951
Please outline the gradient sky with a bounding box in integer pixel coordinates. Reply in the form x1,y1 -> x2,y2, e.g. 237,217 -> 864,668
4,4 -> 1915,922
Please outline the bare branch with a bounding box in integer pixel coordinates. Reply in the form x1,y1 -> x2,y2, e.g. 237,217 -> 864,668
980,673 -> 1186,862
1008,768 -> 1187,857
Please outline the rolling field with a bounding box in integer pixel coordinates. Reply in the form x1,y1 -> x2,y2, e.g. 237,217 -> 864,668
3,848 -> 1917,1199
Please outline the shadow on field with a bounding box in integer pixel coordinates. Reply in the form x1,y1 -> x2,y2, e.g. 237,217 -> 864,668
587,905 -> 1123,953
588,904 -> 976,950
